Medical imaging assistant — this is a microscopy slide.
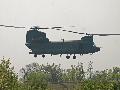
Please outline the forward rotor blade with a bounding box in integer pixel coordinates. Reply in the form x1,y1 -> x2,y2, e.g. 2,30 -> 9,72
99,34 -> 120,36
14,26 -> 25,28
86,33 -> 120,36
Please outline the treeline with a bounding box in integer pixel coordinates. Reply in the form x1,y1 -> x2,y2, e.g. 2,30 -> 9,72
0,58 -> 120,90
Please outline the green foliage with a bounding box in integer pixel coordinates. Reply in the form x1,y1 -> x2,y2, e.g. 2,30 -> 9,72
41,63 -> 63,83
0,57 -> 18,90
1,58 -> 120,90
62,63 -> 85,82
24,72 -> 48,90
19,62 -> 120,90
77,68 -> 120,90
20,63 -> 63,83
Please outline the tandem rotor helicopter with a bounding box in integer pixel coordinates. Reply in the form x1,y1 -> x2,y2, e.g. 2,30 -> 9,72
0,25 -> 120,59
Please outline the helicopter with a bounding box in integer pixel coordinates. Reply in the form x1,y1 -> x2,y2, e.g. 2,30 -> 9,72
25,26 -> 120,59
0,25 -> 120,59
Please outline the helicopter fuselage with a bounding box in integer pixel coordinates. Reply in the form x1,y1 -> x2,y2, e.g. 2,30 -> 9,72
26,40 -> 99,55
25,29 -> 100,59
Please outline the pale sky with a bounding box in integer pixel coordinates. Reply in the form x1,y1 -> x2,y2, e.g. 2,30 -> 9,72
0,0 -> 120,72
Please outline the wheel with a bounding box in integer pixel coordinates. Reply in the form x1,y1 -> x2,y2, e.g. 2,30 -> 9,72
90,53 -> 93,55
73,55 -> 76,59
34,54 -> 37,57
66,56 -> 70,59
80,54 -> 83,56
42,54 -> 45,58
60,54 -> 62,57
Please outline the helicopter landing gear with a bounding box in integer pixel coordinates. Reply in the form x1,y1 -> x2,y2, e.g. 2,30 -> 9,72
42,54 -> 45,58
90,53 -> 93,55
34,54 -> 37,58
80,54 -> 83,56
73,55 -> 76,59
60,54 -> 62,57
66,55 -> 70,59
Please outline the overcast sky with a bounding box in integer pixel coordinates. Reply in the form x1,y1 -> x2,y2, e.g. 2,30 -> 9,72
0,0 -> 120,72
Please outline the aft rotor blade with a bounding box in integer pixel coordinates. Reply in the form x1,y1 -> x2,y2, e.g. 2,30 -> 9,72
38,27 -> 49,29
51,27 -> 62,29
54,28 -> 84,35
62,30 -> 67,31
78,33 -> 84,34
67,30 -> 84,34
33,25 -> 84,35
55,29 -> 61,30
0,25 -> 5,26
0,25 -> 14,27
0,25 -> 25,28
30,26 -> 50,30
68,30 -> 72,32
73,31 -> 78,33
4,25 -> 15,27
62,30 -> 84,35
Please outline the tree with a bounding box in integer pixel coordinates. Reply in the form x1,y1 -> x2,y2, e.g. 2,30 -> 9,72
19,62 -> 41,82
42,63 -> 63,83
63,63 -> 85,82
0,57 -> 18,90
24,72 -> 48,90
